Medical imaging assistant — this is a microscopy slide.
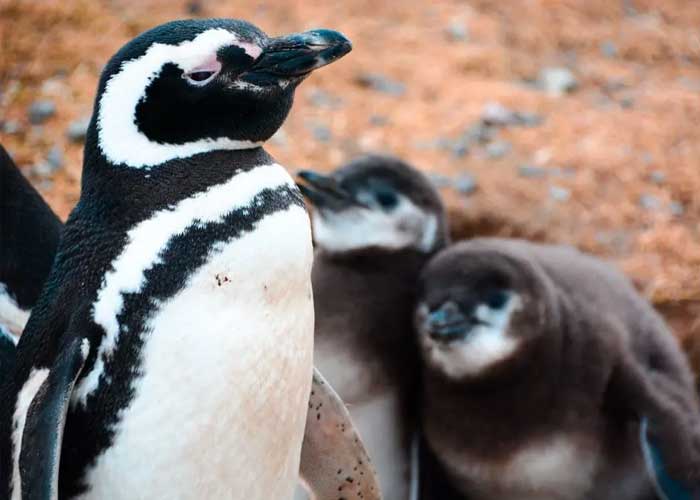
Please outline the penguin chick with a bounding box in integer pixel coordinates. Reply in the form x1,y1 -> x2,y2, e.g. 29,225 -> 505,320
0,145 -> 62,337
1,19 -> 351,500
415,238 -> 700,500
297,154 -> 449,500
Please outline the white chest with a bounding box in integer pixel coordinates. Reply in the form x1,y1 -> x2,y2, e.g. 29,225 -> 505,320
77,205 -> 315,500
445,437 -> 600,500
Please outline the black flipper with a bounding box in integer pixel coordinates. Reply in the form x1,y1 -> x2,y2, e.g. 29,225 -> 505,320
0,326 -> 17,379
641,417 -> 697,500
19,337 -> 89,500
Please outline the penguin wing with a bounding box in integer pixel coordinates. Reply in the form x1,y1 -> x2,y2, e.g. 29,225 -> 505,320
299,368 -> 382,500
641,418 -> 696,500
0,326 -> 17,378
19,337 -> 89,500
606,351 -> 700,498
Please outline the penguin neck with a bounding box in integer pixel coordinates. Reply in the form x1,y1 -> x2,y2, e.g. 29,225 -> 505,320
79,140 -> 274,228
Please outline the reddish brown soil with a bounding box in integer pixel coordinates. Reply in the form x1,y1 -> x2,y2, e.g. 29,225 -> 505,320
2,0 -> 700,368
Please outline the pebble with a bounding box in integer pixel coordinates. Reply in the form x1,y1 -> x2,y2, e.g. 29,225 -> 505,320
307,89 -> 343,108
462,122 -> 494,144
355,73 -> 406,96
639,194 -> 661,210
310,124 -> 332,143
428,173 -> 452,189
518,165 -> 547,178
549,185 -> 570,202
485,140 -> 511,159
600,40 -> 618,58
450,138 -> 470,158
445,19 -> 469,42
649,171 -> 666,185
28,99 -> 56,124
369,114 -> 388,126
32,162 -> 57,178
47,146 -> 64,169
66,116 -> 91,143
3,120 -> 22,134
669,201 -> 684,216
454,173 -> 477,194
538,67 -> 578,95
481,102 -> 544,128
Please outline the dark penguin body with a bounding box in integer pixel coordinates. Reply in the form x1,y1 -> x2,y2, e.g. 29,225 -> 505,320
416,238 -> 700,500
0,19 -> 351,499
0,145 -> 62,337
297,155 -> 449,499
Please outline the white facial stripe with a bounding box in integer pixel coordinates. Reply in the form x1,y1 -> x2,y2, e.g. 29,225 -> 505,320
311,195 -> 438,253
422,294 -> 522,378
11,367 -> 50,500
0,282 -> 30,337
74,164 -> 295,405
98,28 -> 263,168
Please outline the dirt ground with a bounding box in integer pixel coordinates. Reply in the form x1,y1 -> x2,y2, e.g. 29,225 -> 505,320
1,1 -> 700,367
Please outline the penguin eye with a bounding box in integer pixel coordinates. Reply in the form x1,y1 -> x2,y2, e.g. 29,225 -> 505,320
375,190 -> 398,209
485,290 -> 509,309
183,70 -> 219,86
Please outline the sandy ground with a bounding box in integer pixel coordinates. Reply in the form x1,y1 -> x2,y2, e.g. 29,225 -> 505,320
1,0 -> 700,368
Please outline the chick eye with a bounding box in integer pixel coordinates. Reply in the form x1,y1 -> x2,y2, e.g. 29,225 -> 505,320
485,290 -> 509,309
184,70 -> 217,86
375,190 -> 398,209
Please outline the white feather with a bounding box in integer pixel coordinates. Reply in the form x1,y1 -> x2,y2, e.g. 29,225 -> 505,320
0,282 -> 30,337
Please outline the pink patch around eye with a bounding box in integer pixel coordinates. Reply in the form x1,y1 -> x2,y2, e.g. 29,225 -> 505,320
236,42 -> 262,59
188,57 -> 222,75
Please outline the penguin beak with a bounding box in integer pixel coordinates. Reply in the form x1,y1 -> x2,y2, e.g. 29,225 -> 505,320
242,29 -> 352,86
296,170 -> 362,210
424,302 -> 485,343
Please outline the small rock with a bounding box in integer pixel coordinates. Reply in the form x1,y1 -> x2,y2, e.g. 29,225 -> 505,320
450,138 -> 470,158
600,40 -> 618,58
307,89 -> 343,108
462,122 -> 494,145
619,96 -> 635,109
445,19 -> 469,42
538,67 -> 578,95
481,102 -> 519,127
639,194 -> 661,210
32,162 -> 57,178
669,201 -> 684,216
310,124 -> 332,143
369,114 -> 388,126
66,116 -> 91,143
47,146 -> 64,169
28,100 -> 56,124
355,73 -> 406,96
428,173 -> 452,189
485,140 -> 511,159
3,120 -> 22,134
649,171 -> 666,185
454,173 -> 477,194
186,0 -> 203,15
518,112 -> 544,127
518,165 -> 547,178
549,185 -> 570,202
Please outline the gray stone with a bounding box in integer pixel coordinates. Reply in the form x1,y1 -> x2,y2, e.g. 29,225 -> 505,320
3,120 -> 21,134
600,40 -> 618,58
47,146 -> 63,169
32,162 -> 57,178
310,124 -> 332,143
462,122 -> 494,144
307,89 -> 343,108
481,102 -> 519,126
369,114 -> 388,126
669,201 -> 684,216
486,140 -> 511,159
66,116 -> 91,143
454,173 -> 477,194
518,165 -> 547,178
356,73 -> 406,96
518,112 -> 544,127
28,99 -> 56,124
649,171 -> 666,185
445,19 -> 469,42
538,67 -> 578,95
428,173 -> 452,189
450,138 -> 470,158
620,96 -> 635,108
639,194 -> 661,210
549,185 -> 570,202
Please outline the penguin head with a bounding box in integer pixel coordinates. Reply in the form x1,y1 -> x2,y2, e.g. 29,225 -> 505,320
91,19 -> 351,168
297,155 -> 448,255
415,240 -> 552,380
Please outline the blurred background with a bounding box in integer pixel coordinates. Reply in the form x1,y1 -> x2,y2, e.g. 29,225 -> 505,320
1,0 -> 699,369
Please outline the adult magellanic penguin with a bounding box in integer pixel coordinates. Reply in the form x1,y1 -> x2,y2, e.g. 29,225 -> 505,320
415,238 -> 700,500
0,145 -> 62,338
0,18 -> 367,500
297,155 -> 449,500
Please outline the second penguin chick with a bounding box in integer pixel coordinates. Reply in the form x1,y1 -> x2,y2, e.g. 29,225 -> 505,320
298,155 -> 449,499
416,238 -> 700,500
